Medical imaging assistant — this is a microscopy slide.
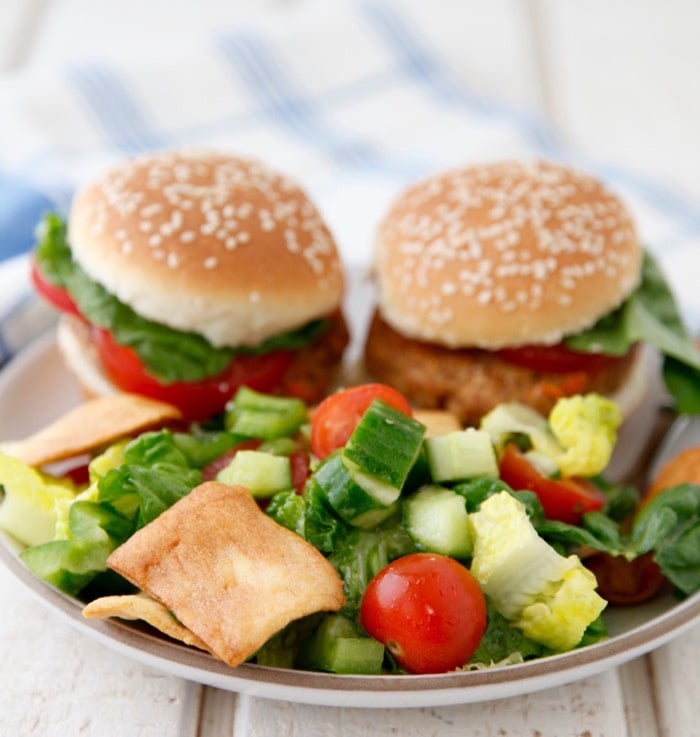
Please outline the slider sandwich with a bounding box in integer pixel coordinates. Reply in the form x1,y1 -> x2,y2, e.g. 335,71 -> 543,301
364,160 -> 700,425
31,149 -> 349,421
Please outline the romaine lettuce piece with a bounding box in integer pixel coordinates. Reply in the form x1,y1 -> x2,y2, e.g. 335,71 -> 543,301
480,393 -> 621,478
469,491 -> 606,651
548,394 -> 621,477
0,453 -> 77,547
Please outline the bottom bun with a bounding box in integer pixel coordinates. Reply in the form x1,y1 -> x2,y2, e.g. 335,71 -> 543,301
57,316 -> 118,399
57,310 -> 351,408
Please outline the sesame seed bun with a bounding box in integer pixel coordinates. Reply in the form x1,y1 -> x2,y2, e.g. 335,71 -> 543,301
68,149 -> 344,348
374,159 -> 642,349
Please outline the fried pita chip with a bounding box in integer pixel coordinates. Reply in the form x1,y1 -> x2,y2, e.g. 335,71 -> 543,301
82,593 -> 210,651
412,408 -> 462,437
3,394 -> 182,467
644,445 -> 700,505
107,482 -> 345,668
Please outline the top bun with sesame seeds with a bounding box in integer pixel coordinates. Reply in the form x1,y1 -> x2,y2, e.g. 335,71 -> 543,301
364,159 -> 651,426
32,149 -> 349,421
69,149 -> 344,348
373,159 -> 641,349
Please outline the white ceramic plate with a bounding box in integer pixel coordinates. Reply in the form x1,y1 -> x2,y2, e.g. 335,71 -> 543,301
1,331 -> 699,708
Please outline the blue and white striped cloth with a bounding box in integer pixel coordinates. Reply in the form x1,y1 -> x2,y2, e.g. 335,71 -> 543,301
2,0 -> 699,370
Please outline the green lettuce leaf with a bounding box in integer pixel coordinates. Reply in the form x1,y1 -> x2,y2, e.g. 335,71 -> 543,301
18,428 -> 222,597
629,483 -> 700,595
33,213 -> 327,384
468,599 -> 548,665
566,252 -> 700,413
328,517 -> 417,618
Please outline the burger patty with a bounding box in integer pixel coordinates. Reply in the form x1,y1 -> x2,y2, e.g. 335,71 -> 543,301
364,311 -> 639,426
277,311 -> 350,404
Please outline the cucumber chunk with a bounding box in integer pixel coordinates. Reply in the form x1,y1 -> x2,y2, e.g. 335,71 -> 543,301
302,614 -> 385,674
426,428 -> 498,483
342,399 -> 425,495
403,485 -> 472,558
216,450 -> 291,498
315,454 -> 399,528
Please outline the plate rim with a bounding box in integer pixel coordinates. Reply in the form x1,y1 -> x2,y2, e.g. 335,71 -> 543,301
1,331 -> 699,708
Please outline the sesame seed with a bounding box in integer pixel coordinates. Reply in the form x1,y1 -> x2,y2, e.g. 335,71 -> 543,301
140,203 -> 163,218
379,159 -> 637,334
92,151 -> 338,293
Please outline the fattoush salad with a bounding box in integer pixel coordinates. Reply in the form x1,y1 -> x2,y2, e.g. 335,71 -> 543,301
0,385 -> 699,676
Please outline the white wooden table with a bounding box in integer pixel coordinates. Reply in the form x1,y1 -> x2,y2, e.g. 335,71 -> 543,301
1,2 -> 699,735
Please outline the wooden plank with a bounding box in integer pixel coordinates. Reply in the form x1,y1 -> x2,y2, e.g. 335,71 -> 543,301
649,621 -> 700,737
617,657 -> 660,737
0,566 -> 199,737
198,687 -> 240,736
228,670 -> 630,737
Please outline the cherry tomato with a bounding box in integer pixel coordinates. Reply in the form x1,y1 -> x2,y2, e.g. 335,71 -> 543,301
359,553 -> 487,674
93,328 -> 294,422
310,383 -> 412,460
499,443 -> 606,524
495,343 -> 620,374
30,260 -> 82,318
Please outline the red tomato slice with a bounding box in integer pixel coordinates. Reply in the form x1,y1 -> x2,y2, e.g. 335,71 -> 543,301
63,462 -> 90,486
30,259 -> 82,318
310,383 -> 412,460
93,328 -> 294,422
289,448 -> 311,493
360,553 -> 487,674
495,343 -> 620,374
499,443 -> 606,524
